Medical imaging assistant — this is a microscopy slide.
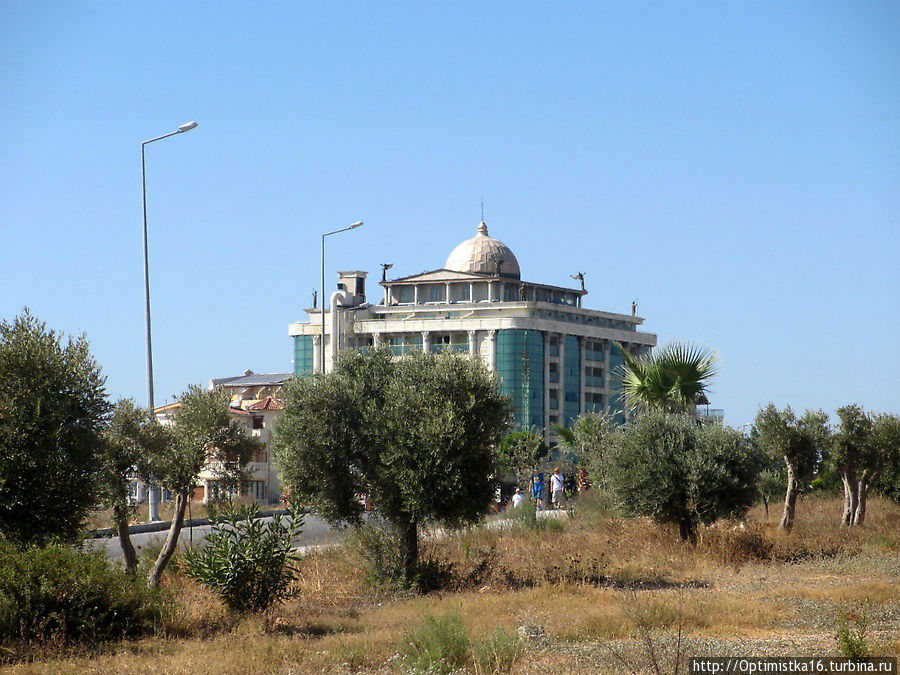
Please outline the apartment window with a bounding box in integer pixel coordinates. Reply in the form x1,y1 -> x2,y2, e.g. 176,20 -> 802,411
549,362 -> 559,383
252,416 -> 264,430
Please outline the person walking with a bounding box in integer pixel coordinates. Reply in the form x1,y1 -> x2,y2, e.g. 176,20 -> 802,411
512,487 -> 525,508
530,470 -> 544,510
550,467 -> 565,510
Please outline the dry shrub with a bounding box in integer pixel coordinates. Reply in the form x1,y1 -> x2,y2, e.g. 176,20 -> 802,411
292,546 -> 366,605
700,522 -> 774,566
156,569 -> 235,638
430,513 -> 696,592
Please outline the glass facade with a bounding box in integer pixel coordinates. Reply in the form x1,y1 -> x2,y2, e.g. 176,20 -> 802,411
390,335 -> 423,356
496,329 -> 545,430
585,340 -> 605,362
563,335 -> 581,426
294,335 -> 314,377
608,344 -> 625,425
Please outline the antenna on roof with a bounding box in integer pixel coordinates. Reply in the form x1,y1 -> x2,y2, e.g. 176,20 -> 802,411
481,198 -> 484,223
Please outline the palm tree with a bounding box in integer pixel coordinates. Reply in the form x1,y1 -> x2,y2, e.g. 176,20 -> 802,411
615,341 -> 718,414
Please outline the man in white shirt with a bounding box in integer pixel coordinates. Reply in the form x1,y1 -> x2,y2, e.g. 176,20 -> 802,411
512,487 -> 525,508
550,467 -> 565,510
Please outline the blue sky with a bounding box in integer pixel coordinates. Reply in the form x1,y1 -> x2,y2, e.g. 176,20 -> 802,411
2,2 -> 898,427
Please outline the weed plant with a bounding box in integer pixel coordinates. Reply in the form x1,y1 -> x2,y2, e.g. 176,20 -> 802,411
399,611 -> 523,674
351,516 -> 453,593
835,601 -> 870,659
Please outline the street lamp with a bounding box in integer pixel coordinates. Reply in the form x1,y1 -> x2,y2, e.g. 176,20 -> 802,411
321,221 -> 364,372
141,121 -> 197,520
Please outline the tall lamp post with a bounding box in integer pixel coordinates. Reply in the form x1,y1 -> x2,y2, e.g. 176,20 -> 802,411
321,221 -> 364,372
142,121 -> 198,521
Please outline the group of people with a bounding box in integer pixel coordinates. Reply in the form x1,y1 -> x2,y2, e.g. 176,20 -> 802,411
511,467 -> 566,510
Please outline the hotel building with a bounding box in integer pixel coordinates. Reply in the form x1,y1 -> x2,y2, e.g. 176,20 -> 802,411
288,222 -> 657,440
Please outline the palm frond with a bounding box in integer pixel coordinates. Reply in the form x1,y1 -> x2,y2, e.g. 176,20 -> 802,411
615,341 -> 719,413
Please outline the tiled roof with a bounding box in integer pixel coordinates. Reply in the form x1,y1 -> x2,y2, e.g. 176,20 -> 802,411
228,407 -> 251,416
247,397 -> 284,412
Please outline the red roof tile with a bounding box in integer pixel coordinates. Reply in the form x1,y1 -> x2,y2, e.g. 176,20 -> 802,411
247,396 -> 284,412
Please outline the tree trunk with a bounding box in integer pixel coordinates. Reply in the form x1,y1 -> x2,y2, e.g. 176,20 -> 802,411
840,469 -> 858,526
402,519 -> 418,581
779,459 -> 798,531
114,504 -> 138,575
841,473 -> 852,525
853,470 -> 876,526
678,517 -> 697,544
763,495 -> 769,521
147,490 -> 188,588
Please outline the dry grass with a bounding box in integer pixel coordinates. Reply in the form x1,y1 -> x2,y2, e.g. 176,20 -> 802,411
8,495 -> 900,674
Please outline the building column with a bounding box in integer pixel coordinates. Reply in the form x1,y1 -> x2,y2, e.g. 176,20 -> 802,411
486,330 -> 497,371
558,334 -> 566,425
543,331 -> 551,440
373,333 -> 384,348
468,282 -> 474,303
468,330 -> 477,356
580,336 -> 587,415
445,282 -> 451,303
488,281 -> 495,302
203,480 -> 210,504
312,334 -> 322,373
414,285 -> 419,305
422,331 -> 431,354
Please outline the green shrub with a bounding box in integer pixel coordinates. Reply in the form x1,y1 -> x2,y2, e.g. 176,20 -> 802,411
182,502 -> 303,613
351,517 -> 410,591
0,541 -> 167,652
351,517 -> 451,593
400,612 -> 472,673
835,601 -> 869,659
472,625 -> 524,674
399,612 -> 524,674
510,499 -> 565,534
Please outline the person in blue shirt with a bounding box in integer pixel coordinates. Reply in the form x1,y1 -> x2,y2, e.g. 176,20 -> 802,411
530,470 -> 544,510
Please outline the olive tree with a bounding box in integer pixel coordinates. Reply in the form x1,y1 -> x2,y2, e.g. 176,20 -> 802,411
832,405 -> 899,526
554,412 -> 614,490
754,404 -> 830,530
496,430 -> 547,488
98,399 -> 168,573
147,385 -> 259,588
0,310 -> 109,545
605,411 -> 760,542
274,348 -> 510,580
873,413 -> 900,505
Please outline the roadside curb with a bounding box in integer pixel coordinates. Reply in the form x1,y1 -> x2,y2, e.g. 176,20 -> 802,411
86,508 -> 294,539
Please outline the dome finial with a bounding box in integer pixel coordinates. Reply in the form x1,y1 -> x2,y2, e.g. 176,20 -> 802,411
477,221 -> 488,236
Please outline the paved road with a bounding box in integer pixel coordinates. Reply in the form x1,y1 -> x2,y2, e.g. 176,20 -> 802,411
93,513 -> 346,560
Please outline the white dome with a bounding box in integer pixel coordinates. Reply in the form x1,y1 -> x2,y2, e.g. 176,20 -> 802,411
444,222 -> 521,279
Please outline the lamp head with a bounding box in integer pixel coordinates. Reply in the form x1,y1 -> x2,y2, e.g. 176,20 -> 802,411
349,221 -> 364,229
178,121 -> 198,133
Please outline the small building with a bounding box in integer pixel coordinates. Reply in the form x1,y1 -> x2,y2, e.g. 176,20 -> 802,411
141,371 -> 291,505
205,370 -> 291,504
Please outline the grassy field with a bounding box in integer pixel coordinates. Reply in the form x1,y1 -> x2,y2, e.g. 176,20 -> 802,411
11,494 -> 900,674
